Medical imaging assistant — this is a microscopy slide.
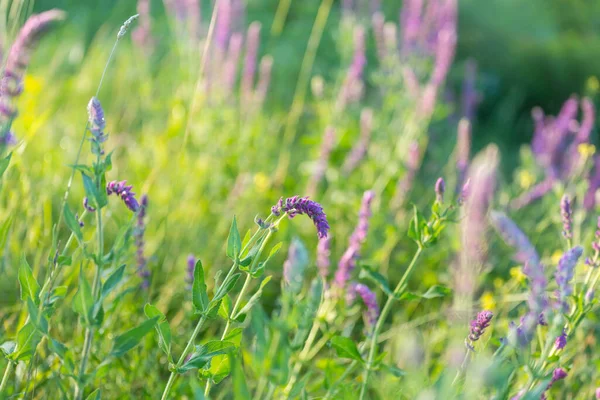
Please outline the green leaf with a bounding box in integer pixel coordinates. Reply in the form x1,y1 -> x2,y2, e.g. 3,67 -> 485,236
233,276 -> 272,320
101,265 -> 126,299
383,364 -> 406,378
85,388 -> 101,400
82,173 -> 100,208
48,286 -> 68,305
11,322 -> 42,362
232,355 -> 251,399
48,338 -> 68,360
19,257 -> 40,305
192,259 -> 209,313
110,317 -> 159,357
0,152 -> 12,178
213,273 -> 241,304
0,216 -> 13,258
27,298 -> 48,334
226,216 -> 242,260
63,203 -> 83,245
397,292 -> 421,301
73,271 -> 94,325
179,341 -> 236,372
144,304 -> 172,360
218,295 -> 233,320
0,341 -> 16,357
252,242 -> 282,277
421,285 -> 451,299
330,336 -> 364,363
205,353 -> 232,384
359,265 -> 392,296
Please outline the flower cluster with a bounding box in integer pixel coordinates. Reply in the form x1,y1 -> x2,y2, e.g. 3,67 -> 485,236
271,196 -> 330,239
334,191 -> 374,289
560,195 -> 573,240
0,10 -> 65,145
467,310 -> 493,348
87,97 -> 108,156
107,180 -> 140,212
541,368 -> 568,400
554,329 -> 567,350
316,236 -> 331,280
350,283 -> 380,332
186,254 -> 196,288
555,246 -> 583,313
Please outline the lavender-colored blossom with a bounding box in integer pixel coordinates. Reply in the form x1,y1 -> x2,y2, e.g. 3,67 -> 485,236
334,191 -> 374,289
462,59 -> 478,121
554,329 -> 567,350
316,236 -> 331,280
283,237 -> 309,294
307,126 -> 336,196
254,56 -> 273,108
456,118 -> 471,191
186,254 -> 196,287
511,178 -> 555,210
343,108 -> 374,175
107,180 -> 140,212
87,97 -> 108,156
596,387 -> 600,399
83,197 -> 96,212
132,0 -> 153,49
490,211 -> 540,266
541,368 -> 567,400
241,22 -> 261,101
560,195 -> 573,240
352,283 -> 380,331
222,33 -> 243,96
430,28 -> 456,87
135,195 -> 150,289
555,246 -> 583,313
400,0 -> 423,56
0,10 -> 65,145
435,177 -> 445,203
458,179 -> 470,206
585,156 -> 600,210
271,196 -> 330,239
467,310 -> 492,348
214,0 -> 233,51
418,83 -> 438,119
337,26 -> 366,112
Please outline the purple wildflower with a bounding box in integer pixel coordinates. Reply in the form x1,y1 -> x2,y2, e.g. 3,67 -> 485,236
135,195 -> 150,289
186,254 -> 196,287
467,310 -> 493,348
343,108 -> 374,175
283,237 -> 309,294
435,177 -> 445,203
222,32 -> 243,96
334,191 -> 374,289
132,0 -> 153,49
271,196 -> 330,239
457,179 -> 470,206
554,329 -> 567,350
308,126 -> 336,196
585,156 -> 600,211
254,56 -> 273,108
489,211 -> 540,266
337,26 -> 366,111
555,246 -> 583,313
316,236 -> 331,280
456,118 -> 471,192
241,22 -> 261,102
462,59 -> 478,121
541,368 -> 567,400
83,197 -> 96,212
596,388 -> 600,399
107,180 -> 140,212
214,0 -> 232,51
511,178 -> 555,210
0,10 -> 65,145
560,195 -> 573,240
87,97 -> 108,156
352,283 -> 380,331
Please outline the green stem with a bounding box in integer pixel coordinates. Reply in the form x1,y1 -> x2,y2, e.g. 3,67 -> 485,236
274,0 -> 334,184
282,321 -> 321,397
271,0 -> 292,36
161,315 -> 208,400
358,247 -> 423,400
0,362 -> 14,395
204,229 -> 276,397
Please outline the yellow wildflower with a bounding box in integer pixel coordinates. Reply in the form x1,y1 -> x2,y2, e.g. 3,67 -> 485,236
578,143 -> 596,159
510,267 -> 527,283
517,170 -> 535,190
481,292 -> 496,311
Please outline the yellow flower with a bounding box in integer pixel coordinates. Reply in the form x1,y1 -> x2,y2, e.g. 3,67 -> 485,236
578,143 -> 596,159
551,250 -> 563,265
481,292 -> 496,311
517,170 -> 535,190
510,267 -> 527,283
586,76 -> 599,94
253,173 -> 270,192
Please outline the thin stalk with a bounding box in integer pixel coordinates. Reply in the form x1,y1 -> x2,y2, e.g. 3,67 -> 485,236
271,0 -> 292,36
204,229 -> 276,397
358,247 -> 423,400
274,0 -> 334,184
282,321 -> 321,397
0,362 -> 14,395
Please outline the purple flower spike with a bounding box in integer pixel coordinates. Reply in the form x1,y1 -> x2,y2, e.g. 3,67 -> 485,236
271,196 -> 330,239
107,180 -> 140,212
467,310 -> 493,347
435,177 -> 445,203
135,195 -> 149,289
316,236 -> 331,280
308,126 -> 336,196
541,368 -> 568,400
186,254 -> 196,287
343,108 -> 374,175
554,329 -> 567,350
352,283 -> 380,331
87,97 -> 108,156
490,211 -> 540,266
555,246 -> 583,313
334,191 -> 374,289
456,118 -> 471,191
560,195 -> 573,240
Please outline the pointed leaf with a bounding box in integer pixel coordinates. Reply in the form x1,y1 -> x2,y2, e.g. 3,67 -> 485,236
11,322 -> 41,362
226,216 -> 242,260
110,317 -> 159,357
27,298 -> 48,334
63,203 -> 83,245
179,341 -> 236,372
330,336 -> 363,363
192,259 -> 209,313
359,265 -> 392,296
144,304 -> 172,359
421,285 -> 451,299
213,273 -> 241,304
101,265 -> 126,299
0,152 -> 12,178
85,388 -> 101,400
73,272 -> 94,325
233,276 -> 272,320
19,257 -> 40,305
